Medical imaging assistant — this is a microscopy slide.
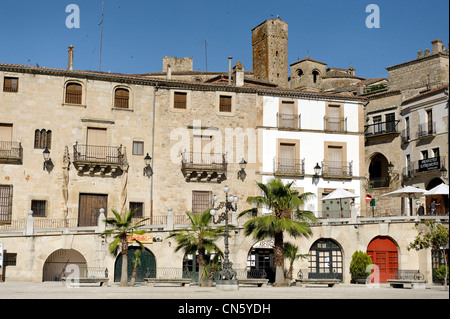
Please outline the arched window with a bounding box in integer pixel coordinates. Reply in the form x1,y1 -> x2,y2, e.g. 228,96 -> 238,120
65,82 -> 82,104
296,69 -> 303,77
312,70 -> 320,83
308,239 -> 343,280
34,129 -> 52,149
114,88 -> 130,109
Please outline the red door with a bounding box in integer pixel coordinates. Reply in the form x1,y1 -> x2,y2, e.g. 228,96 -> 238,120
367,237 -> 398,283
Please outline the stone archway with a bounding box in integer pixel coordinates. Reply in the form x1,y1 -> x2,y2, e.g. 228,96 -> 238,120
42,249 -> 86,282
247,239 -> 275,283
113,246 -> 156,282
368,153 -> 390,189
367,236 -> 399,283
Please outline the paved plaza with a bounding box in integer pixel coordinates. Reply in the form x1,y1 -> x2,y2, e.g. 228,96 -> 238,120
0,281 -> 447,299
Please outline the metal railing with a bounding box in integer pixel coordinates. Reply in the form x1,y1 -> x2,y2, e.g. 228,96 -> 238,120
417,122 -> 436,138
181,151 -> 227,169
235,268 -> 267,279
393,269 -> 424,280
277,113 -> 301,129
297,268 -> 342,280
274,158 -> 305,176
321,161 -> 353,178
0,141 -> 23,161
403,156 -> 445,179
62,266 -> 109,279
364,120 -> 399,136
73,143 -> 123,164
324,116 -> 347,132
145,267 -> 192,279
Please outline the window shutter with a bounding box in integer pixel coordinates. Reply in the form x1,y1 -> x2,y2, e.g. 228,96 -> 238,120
66,83 -> 82,104
174,92 -> 187,109
114,88 -> 129,108
219,95 -> 232,112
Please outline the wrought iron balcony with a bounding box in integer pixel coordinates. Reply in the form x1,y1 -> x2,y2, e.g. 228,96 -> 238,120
324,116 -> 347,132
365,120 -> 400,137
417,122 -> 436,139
403,156 -> 445,180
321,160 -> 353,179
0,141 -> 23,163
277,113 -> 301,129
274,158 -> 305,177
181,151 -> 227,182
73,142 -> 124,175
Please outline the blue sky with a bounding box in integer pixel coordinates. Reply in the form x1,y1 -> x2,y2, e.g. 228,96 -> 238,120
0,0 -> 448,79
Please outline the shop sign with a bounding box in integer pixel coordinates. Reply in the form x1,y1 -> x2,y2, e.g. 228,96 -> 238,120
127,233 -> 153,244
418,157 -> 440,172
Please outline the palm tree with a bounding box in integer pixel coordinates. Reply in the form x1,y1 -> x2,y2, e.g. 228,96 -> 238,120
129,249 -> 142,287
239,178 -> 316,286
100,209 -> 149,287
283,242 -> 309,283
167,210 -> 224,286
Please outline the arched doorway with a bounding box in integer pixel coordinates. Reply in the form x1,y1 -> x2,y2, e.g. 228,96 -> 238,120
182,251 -> 221,282
367,236 -> 398,283
114,247 -> 156,282
308,239 -> 343,280
247,240 -> 275,283
369,153 -> 390,188
42,249 -> 86,282
426,178 -> 447,215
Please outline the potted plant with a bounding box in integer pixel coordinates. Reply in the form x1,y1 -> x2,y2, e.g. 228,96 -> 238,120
350,250 -> 372,284
435,265 -> 449,285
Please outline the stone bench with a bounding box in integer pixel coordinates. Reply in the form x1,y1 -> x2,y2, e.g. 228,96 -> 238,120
295,278 -> 341,288
62,277 -> 109,287
387,279 -> 427,289
238,278 -> 269,287
144,278 -> 191,287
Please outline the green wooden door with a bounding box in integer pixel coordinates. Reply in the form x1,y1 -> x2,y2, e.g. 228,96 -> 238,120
114,247 -> 156,282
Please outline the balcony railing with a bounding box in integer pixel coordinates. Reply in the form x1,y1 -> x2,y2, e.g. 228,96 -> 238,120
181,151 -> 227,182
0,141 -> 23,163
73,143 -> 124,175
322,161 -> 353,179
324,116 -> 347,132
417,122 -> 436,139
274,158 -> 305,177
277,113 -> 301,129
403,156 -> 445,179
364,120 -> 399,137
401,129 -> 411,143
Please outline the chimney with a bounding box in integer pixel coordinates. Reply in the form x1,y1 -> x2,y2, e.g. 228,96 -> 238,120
228,57 -> 232,85
417,51 -> 423,59
68,45 -> 74,70
167,64 -> 172,80
233,61 -> 244,87
431,39 -> 443,54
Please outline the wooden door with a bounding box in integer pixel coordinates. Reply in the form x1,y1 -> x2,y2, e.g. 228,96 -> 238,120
78,194 -> 107,226
327,146 -> 343,175
367,237 -> 398,283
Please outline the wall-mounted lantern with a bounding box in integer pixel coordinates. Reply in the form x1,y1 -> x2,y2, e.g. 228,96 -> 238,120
143,153 -> 153,177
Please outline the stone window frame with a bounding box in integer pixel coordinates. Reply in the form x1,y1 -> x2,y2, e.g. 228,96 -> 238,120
215,91 -> 236,116
63,78 -> 87,108
170,89 -> 191,113
111,85 -> 134,111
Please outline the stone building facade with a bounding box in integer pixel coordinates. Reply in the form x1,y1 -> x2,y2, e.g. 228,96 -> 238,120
0,18 -> 448,286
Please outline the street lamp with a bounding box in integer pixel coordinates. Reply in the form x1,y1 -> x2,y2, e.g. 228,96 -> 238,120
237,158 -> 247,181
43,147 -> 53,172
210,185 -> 239,289
143,153 -> 153,177
312,162 -> 321,185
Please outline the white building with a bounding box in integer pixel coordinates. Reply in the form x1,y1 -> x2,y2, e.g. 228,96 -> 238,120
259,91 -> 366,218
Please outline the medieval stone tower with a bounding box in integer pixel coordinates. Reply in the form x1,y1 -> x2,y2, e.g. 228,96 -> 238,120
252,18 -> 288,88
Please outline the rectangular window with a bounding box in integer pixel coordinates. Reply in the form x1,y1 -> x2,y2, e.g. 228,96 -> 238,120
132,141 -> 144,155
31,200 -> 47,217
192,191 -> 212,215
129,202 -> 144,218
279,143 -> 296,172
280,101 -> 296,128
174,92 -> 187,109
3,77 -> 18,93
327,105 -> 342,131
327,146 -> 343,175
219,95 -> 232,112
373,116 -> 382,134
385,113 -> 396,132
426,109 -> 433,134
0,185 -> 13,224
